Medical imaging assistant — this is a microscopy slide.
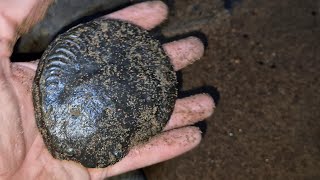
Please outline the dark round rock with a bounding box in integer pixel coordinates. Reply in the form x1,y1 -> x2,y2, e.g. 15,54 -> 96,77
33,19 -> 177,168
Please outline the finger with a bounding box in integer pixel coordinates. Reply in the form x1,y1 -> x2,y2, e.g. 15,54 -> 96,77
163,37 -> 205,71
88,126 -> 202,178
164,94 -> 215,131
0,61 -> 26,177
105,1 -> 168,30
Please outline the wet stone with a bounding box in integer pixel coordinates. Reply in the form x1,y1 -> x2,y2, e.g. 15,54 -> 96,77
33,19 -> 177,168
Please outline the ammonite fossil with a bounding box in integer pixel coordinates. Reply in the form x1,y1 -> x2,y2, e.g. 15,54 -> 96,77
33,19 -> 177,168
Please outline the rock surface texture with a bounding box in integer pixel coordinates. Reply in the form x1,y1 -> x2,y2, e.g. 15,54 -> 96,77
33,19 -> 177,168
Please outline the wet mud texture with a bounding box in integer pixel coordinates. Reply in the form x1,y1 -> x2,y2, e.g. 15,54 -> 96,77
144,0 -> 320,179
33,19 -> 177,168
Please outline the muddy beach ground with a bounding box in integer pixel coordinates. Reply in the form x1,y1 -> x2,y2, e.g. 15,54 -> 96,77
145,0 -> 320,179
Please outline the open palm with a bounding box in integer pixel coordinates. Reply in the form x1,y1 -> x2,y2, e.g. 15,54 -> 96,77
0,1 -> 214,179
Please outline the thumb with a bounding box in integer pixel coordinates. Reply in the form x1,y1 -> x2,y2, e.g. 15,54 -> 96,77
0,59 -> 26,178
0,0 -> 53,57
10,61 -> 39,149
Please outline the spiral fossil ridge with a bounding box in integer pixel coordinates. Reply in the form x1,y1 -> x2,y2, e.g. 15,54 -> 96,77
33,19 -> 177,168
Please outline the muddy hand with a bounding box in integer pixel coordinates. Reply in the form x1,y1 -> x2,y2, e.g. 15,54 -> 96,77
0,1 -> 214,179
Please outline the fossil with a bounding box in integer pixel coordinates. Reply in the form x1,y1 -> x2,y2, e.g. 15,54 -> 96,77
33,19 -> 177,168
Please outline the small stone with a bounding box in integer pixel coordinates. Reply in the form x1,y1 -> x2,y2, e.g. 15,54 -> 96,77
231,57 -> 241,64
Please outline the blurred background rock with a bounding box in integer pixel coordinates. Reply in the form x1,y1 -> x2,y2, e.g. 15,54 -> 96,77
15,0 -> 129,53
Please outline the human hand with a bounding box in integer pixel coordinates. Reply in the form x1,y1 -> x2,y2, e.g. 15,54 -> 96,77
0,1 -> 215,179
